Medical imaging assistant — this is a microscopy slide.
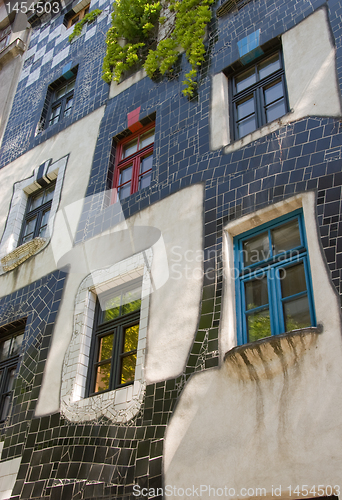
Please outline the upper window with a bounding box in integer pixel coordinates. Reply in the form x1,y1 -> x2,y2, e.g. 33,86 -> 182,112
0,25 -> 11,52
66,4 -> 90,28
19,182 -> 55,245
112,124 -> 154,203
87,279 -> 142,396
48,78 -> 76,127
234,211 -> 316,345
231,51 -> 288,139
0,323 -> 25,422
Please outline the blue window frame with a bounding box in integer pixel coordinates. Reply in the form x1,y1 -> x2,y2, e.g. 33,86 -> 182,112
234,210 -> 316,345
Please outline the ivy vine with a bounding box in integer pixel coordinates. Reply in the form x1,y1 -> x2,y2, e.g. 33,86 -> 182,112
102,0 -> 214,97
69,9 -> 102,42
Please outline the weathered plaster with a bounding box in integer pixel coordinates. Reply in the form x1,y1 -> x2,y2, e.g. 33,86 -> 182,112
164,191 -> 342,498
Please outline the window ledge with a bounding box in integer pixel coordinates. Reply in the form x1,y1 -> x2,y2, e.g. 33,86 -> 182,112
224,325 -> 323,381
0,38 -> 25,67
1,237 -> 46,272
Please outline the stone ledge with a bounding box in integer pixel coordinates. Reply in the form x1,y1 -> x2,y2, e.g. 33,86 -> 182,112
224,326 -> 323,381
1,237 -> 46,271
0,38 -> 26,68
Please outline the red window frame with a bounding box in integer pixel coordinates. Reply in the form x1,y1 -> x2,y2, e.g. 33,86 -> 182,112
112,123 -> 154,204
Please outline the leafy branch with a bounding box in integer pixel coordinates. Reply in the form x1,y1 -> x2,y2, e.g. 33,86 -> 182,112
69,9 -> 102,42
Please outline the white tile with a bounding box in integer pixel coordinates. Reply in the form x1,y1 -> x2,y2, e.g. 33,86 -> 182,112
51,46 -> 70,68
48,25 -> 62,42
38,26 -> 50,42
19,67 -> 31,82
34,46 -> 46,62
42,49 -> 54,65
24,46 -> 37,60
85,25 -> 97,41
26,68 -> 41,87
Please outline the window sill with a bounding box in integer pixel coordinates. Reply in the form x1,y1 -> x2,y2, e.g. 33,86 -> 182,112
224,325 -> 323,380
1,237 -> 46,272
0,37 -> 25,67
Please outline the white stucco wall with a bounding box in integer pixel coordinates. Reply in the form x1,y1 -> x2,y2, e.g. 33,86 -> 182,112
164,192 -> 342,498
211,7 -> 342,152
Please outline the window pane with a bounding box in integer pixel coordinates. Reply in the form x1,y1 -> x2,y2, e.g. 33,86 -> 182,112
22,216 -> 37,243
122,138 -> 138,158
30,191 -> 45,210
6,368 -> 16,392
120,354 -> 137,384
119,165 -> 133,185
280,262 -> 307,298
283,295 -> 311,332
237,96 -> 255,120
66,80 -> 76,93
102,295 -> 120,322
49,104 -> 61,125
264,80 -> 283,106
237,115 -> 256,138
38,209 -> 51,237
243,231 -> 269,266
1,395 -> 11,421
64,96 -> 73,117
122,286 -> 141,315
94,362 -> 111,392
139,172 -> 152,190
10,333 -> 24,357
43,184 -> 55,204
266,100 -> 286,123
236,67 -> 257,92
245,277 -> 268,310
0,339 -> 11,361
118,183 -> 131,200
123,324 -> 139,352
258,53 -> 280,80
247,309 -> 271,342
140,128 -> 155,149
271,219 -> 301,254
140,154 -> 153,174
98,334 -> 114,361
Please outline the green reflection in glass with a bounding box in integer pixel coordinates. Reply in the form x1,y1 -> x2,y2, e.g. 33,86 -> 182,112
95,363 -> 111,393
98,334 -> 114,361
121,354 -> 137,384
284,295 -> 311,332
247,309 -> 271,342
123,324 -> 139,353
103,295 -> 120,322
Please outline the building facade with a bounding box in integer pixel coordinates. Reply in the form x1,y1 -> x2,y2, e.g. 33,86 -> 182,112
0,0 -> 342,498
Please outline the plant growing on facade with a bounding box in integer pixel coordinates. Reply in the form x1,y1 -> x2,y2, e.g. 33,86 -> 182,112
102,0 -> 214,97
69,9 -> 102,42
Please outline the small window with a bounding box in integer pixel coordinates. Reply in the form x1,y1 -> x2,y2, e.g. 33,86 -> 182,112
87,279 -> 142,396
112,124 -> 154,203
231,50 -> 288,139
234,211 -> 316,345
0,25 -> 11,52
19,182 -> 55,245
0,324 -> 25,422
48,78 -> 76,127
66,4 -> 90,28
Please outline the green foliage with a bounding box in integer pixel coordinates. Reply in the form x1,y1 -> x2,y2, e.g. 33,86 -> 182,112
102,0 -> 215,97
69,9 -> 102,42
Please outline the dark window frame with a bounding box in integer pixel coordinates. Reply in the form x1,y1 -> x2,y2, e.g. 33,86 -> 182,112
47,77 -> 76,128
229,49 -> 289,140
19,182 -> 56,246
86,279 -> 142,397
234,210 -> 316,346
111,123 -> 155,204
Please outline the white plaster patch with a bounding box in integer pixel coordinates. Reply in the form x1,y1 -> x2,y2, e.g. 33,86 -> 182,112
34,46 -> 46,62
42,49 -> 54,66
85,25 -> 96,41
26,67 -> 41,87
38,26 -> 50,42
51,46 -> 70,68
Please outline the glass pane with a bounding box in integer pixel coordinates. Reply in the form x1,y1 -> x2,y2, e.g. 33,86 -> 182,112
280,262 -> 307,298
1,395 -> 11,421
118,183 -> 131,200
22,216 -> 37,242
247,309 -> 271,342
66,80 -> 76,93
266,100 -> 286,123
30,191 -> 45,210
6,368 -> 16,392
264,80 -> 283,106
38,209 -> 51,237
120,354 -> 137,384
140,128 -> 155,149
237,96 -> 255,120
49,104 -> 61,125
98,334 -> 114,361
10,333 -> 24,357
122,285 -> 141,314
102,295 -> 121,321
123,324 -> 139,352
0,339 -> 11,361
123,138 -> 138,158
94,362 -> 111,392
119,165 -> 133,185
71,14 -> 80,25
140,154 -> 153,174
258,53 -> 281,80
283,295 -> 311,332
236,67 -> 257,93
272,219 -> 301,254
243,231 -> 269,266
139,172 -> 152,190
245,277 -> 268,310
64,96 -> 73,117
43,184 -> 55,204
238,115 -> 256,138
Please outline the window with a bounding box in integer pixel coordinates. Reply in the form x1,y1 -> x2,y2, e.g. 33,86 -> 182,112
231,50 -> 288,139
0,324 -> 25,422
19,182 -> 55,245
48,78 -> 76,127
87,279 -> 142,396
235,211 -> 316,345
0,25 -> 11,52
112,124 -> 154,202
66,4 -> 90,28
